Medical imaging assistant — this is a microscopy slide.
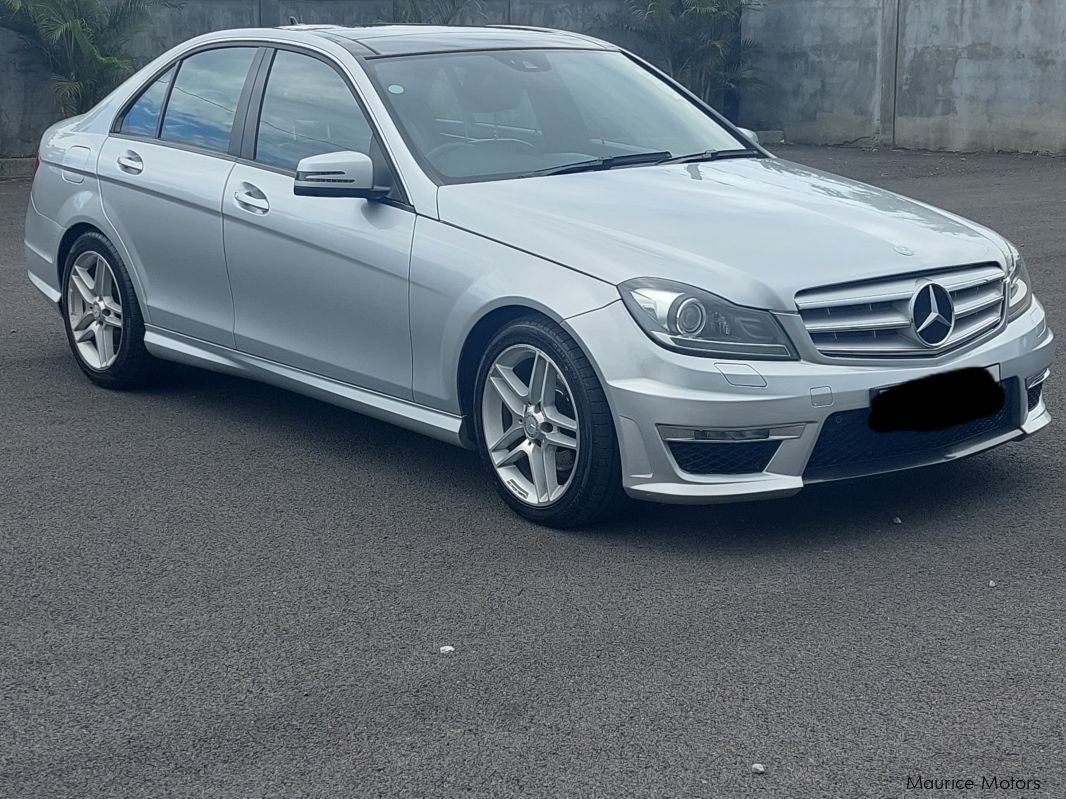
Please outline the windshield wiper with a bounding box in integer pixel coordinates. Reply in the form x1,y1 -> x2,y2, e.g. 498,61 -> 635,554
519,151 -> 672,178
659,148 -> 763,165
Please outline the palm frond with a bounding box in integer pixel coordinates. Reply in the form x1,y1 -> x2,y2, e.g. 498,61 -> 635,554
50,73 -> 84,114
604,0 -> 758,104
105,0 -> 173,41
7,0 -> 166,114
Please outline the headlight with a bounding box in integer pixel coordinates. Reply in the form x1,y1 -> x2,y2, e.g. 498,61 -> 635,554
619,278 -> 797,360
1006,241 -> 1033,320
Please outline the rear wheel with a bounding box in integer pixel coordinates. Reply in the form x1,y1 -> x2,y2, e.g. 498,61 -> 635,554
61,232 -> 158,389
474,316 -> 626,528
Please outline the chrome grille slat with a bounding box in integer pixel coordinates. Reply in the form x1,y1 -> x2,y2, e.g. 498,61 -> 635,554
953,284 -> 1003,316
934,265 -> 1006,291
804,307 -> 910,333
952,305 -> 1002,339
797,263 -> 1006,358
795,282 -> 917,309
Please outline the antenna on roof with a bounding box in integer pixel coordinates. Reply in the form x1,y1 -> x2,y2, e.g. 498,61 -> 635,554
288,15 -> 299,25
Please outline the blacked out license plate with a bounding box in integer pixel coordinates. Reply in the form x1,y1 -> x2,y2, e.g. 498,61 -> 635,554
868,367 -> 1005,433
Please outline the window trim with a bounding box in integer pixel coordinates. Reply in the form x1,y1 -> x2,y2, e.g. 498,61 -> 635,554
111,43 -> 266,160
155,63 -> 178,139
239,43 -> 410,206
112,63 -> 176,139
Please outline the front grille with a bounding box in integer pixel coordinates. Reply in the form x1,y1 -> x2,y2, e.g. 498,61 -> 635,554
1028,381 -> 1044,411
669,441 -> 780,475
804,382 -> 1017,478
796,263 -> 1006,358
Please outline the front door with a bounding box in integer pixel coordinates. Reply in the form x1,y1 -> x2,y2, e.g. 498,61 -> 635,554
222,49 -> 415,399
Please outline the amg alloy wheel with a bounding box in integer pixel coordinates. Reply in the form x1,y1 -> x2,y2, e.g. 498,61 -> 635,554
474,316 -> 626,528
481,344 -> 580,506
66,250 -> 124,370
61,232 -> 159,389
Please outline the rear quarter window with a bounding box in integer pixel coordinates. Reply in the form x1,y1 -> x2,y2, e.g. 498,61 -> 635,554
119,66 -> 175,137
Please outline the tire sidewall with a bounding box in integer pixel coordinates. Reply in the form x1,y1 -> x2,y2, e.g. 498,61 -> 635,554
473,318 -> 610,524
60,233 -> 146,384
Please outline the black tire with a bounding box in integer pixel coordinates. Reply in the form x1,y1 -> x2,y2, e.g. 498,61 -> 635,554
60,231 -> 159,389
473,315 -> 627,528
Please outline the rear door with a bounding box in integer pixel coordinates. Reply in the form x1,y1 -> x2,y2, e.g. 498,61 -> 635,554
98,46 -> 261,346
221,48 -> 416,398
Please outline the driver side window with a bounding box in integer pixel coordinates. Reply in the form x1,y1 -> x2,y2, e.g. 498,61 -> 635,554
254,50 -> 374,172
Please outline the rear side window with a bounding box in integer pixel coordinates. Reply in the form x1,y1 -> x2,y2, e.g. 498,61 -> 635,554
120,66 -> 175,137
254,50 -> 374,171
161,47 -> 257,153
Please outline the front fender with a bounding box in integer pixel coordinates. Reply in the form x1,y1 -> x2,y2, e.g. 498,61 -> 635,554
409,218 -> 618,413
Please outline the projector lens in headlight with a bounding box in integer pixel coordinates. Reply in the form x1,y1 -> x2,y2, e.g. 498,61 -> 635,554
619,278 -> 797,360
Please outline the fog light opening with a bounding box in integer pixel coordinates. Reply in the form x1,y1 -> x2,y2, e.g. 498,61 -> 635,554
658,424 -> 805,443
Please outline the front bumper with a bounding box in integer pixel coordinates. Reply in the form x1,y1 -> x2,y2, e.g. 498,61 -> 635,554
567,299 -> 1054,504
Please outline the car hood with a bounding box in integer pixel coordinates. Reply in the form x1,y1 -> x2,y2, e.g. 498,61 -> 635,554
435,157 -> 1008,311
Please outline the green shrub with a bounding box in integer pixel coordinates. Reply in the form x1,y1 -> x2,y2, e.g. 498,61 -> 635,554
1,0 -> 172,116
611,0 -> 761,110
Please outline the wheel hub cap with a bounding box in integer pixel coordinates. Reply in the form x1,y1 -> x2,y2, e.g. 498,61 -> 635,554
523,412 -> 541,440
481,344 -> 581,507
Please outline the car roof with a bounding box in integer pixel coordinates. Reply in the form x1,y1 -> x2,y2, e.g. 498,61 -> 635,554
279,24 -> 614,56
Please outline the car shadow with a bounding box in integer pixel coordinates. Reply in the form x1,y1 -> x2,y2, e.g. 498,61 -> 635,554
586,458 -> 1023,544
145,364 -> 1035,551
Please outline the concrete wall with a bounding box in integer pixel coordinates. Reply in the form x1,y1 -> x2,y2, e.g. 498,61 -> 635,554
1,0 -> 624,157
0,28 -> 58,158
739,0 -> 894,146
895,0 -> 1066,152
742,0 -> 1066,153
8,0 -> 1064,156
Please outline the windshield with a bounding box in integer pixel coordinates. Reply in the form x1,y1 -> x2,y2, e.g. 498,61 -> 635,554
366,49 -> 746,184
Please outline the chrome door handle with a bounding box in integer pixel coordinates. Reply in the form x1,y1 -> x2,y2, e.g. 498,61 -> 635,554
117,152 -> 143,174
234,188 -> 269,213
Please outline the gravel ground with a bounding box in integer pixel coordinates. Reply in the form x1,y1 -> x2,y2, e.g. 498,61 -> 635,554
1,146 -> 1063,798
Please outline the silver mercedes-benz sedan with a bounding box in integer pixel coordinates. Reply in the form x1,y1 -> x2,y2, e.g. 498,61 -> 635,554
25,24 -> 1053,526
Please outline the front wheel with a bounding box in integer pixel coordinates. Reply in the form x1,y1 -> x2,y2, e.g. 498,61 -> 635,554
473,316 -> 626,528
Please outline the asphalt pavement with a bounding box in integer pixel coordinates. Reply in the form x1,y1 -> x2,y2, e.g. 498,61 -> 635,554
1,146 -> 1063,798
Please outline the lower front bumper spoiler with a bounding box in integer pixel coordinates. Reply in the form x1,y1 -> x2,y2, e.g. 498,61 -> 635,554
625,405 -> 1048,504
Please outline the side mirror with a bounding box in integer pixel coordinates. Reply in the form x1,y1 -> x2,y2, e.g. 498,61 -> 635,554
294,151 -> 388,199
737,127 -> 760,146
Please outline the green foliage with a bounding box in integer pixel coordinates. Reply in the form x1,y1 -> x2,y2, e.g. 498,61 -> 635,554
610,0 -> 761,107
390,0 -> 483,25
0,0 -> 172,116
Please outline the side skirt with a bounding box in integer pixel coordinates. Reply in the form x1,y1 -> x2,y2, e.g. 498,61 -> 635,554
143,326 -> 468,448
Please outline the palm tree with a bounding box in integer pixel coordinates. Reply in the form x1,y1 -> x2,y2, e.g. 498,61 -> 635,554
611,0 -> 761,111
1,0 -> 171,116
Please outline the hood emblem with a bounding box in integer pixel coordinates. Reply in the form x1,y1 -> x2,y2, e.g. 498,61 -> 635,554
895,245 -> 915,256
910,282 -> 955,347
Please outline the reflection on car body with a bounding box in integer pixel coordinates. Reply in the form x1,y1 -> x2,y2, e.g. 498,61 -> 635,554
24,24 -> 1053,527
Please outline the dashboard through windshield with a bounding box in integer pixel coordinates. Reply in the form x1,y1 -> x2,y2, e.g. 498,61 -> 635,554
366,49 -> 746,184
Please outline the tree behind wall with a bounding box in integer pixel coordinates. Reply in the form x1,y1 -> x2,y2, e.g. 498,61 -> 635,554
0,0 -> 169,116
611,0 -> 760,118
391,0 -> 483,24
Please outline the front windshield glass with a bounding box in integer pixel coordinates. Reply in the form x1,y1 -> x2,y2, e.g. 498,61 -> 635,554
366,49 -> 745,184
